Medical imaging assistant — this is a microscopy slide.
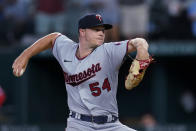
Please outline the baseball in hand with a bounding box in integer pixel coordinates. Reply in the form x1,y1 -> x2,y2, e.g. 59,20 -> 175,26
16,69 -> 24,77
20,69 -> 24,76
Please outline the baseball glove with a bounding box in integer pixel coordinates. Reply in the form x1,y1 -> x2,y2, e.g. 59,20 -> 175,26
125,57 -> 153,90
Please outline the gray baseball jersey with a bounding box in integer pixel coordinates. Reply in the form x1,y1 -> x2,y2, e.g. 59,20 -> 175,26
52,35 -> 128,117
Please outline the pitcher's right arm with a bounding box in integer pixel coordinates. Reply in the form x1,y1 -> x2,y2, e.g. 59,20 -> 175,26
12,32 -> 61,77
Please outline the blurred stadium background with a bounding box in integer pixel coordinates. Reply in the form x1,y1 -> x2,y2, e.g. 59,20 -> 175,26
0,0 -> 196,131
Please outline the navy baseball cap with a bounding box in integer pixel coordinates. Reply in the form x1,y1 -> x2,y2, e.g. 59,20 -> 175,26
78,14 -> 113,30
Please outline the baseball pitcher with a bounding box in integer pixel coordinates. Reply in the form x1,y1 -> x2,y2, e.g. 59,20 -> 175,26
12,14 -> 153,131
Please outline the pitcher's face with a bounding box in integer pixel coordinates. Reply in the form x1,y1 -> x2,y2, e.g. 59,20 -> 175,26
84,26 -> 105,48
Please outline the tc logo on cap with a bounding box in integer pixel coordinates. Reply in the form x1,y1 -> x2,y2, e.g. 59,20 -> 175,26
96,14 -> 102,22
78,14 -> 112,30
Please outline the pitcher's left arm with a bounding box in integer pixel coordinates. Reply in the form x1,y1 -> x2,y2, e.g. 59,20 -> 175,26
125,38 -> 153,90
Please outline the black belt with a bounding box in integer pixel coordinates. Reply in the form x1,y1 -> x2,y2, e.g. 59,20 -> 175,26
69,111 -> 118,124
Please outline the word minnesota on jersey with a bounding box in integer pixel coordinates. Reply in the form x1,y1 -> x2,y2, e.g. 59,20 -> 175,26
64,63 -> 101,86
